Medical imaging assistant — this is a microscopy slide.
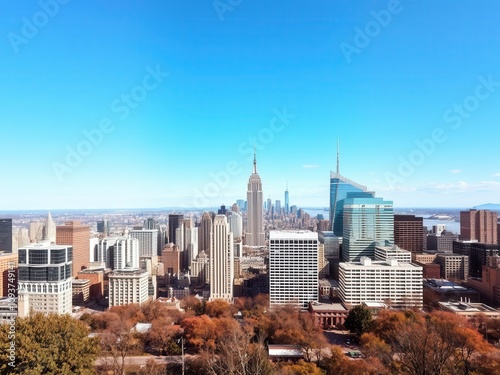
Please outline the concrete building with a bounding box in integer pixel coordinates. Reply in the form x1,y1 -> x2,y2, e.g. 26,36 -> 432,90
424,279 -> 480,303
108,268 -> 149,307
190,250 -> 210,285
427,231 -> 459,253
72,278 -> 90,305
245,152 -> 265,247
210,215 -> 234,302
130,229 -> 158,258
269,231 -> 319,309
375,245 -> 412,263
342,197 -> 394,262
394,215 -> 424,253
56,221 -> 90,276
229,212 -> 243,239
460,209 -> 498,244
18,243 -> 73,316
438,300 -> 500,320
339,257 -> 423,309
435,254 -> 469,281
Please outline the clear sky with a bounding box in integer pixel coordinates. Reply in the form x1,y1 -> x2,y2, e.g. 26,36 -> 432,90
1,0 -> 500,210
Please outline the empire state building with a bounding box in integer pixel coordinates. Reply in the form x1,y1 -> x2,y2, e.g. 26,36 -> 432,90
245,151 -> 265,247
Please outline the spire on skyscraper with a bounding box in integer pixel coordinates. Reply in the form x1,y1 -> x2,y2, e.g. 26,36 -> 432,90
253,146 -> 257,174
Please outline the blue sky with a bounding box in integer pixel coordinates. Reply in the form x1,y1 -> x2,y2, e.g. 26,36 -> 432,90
1,0 -> 500,210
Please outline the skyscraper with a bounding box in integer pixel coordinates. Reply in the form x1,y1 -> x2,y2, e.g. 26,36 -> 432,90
0,219 -> 12,253
342,197 -> 394,262
245,151 -> 265,247
168,214 -> 184,245
394,215 -> 425,253
329,143 -> 373,235
284,183 -> 290,214
210,215 -> 234,302
198,212 -> 212,254
130,229 -> 158,258
269,231 -> 319,309
56,221 -> 90,276
460,209 -> 498,244
18,243 -> 73,316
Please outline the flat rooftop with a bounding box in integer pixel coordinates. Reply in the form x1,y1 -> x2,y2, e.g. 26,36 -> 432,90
269,231 -> 317,240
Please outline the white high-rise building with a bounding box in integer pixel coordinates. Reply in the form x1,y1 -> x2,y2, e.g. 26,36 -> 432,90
210,215 -> 234,302
109,269 -> 149,307
114,237 -> 140,270
245,152 -> 265,247
269,231 -> 319,309
130,229 -> 158,258
339,257 -> 423,309
229,212 -> 243,239
17,243 -> 73,316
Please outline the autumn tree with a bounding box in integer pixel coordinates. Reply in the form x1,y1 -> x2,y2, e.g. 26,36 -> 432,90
277,360 -> 324,375
181,314 -> 218,351
366,309 -> 493,375
0,313 -> 99,375
344,304 -> 373,336
146,317 -> 182,355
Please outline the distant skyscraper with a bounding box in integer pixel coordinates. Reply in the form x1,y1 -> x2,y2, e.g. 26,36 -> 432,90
275,200 -> 282,215
210,215 -> 234,302
267,197 -> 272,215
284,183 -> 290,214
143,218 -> 155,230
198,212 -> 213,254
56,221 -> 90,276
394,215 -> 424,253
0,219 -> 12,253
43,212 -> 56,243
460,209 -> 498,244
269,231 -> 319,309
342,197 -> 394,262
97,220 -> 111,236
168,214 -> 184,245
130,229 -> 158,258
0,252 -> 17,297
113,237 -> 140,270
329,143 -> 373,235
218,205 -> 227,215
229,212 -> 243,238
245,151 -> 265,247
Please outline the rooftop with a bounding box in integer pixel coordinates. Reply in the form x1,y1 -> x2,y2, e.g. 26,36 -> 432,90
269,231 -> 317,240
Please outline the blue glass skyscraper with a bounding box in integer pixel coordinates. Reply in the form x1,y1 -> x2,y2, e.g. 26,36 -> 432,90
342,197 -> 394,262
329,143 -> 373,236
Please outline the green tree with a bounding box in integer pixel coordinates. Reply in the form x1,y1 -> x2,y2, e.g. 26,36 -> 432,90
344,305 -> 373,336
0,313 -> 99,375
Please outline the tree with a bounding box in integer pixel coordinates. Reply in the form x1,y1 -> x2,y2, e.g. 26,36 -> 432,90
0,313 -> 99,375
344,305 -> 373,336
181,314 -> 218,351
367,309 -> 493,375
146,317 -> 181,355
277,360 -> 324,375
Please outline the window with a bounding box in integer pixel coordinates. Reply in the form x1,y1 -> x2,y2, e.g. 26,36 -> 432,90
29,250 -> 48,265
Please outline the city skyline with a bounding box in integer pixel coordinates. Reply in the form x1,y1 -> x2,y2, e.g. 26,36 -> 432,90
2,1 -> 500,210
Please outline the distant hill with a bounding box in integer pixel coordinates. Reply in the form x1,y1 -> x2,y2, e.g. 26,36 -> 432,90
473,203 -> 500,211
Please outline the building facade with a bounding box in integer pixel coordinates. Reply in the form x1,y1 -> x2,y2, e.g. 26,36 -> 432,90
394,215 -> 424,253
18,243 -> 73,315
56,221 -> 90,277
210,215 -> 234,302
0,219 -> 12,253
130,229 -> 158,258
269,231 -> 319,309
460,209 -> 498,244
342,197 -> 394,262
245,153 -> 265,247
339,257 -> 423,309
108,269 -> 149,307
